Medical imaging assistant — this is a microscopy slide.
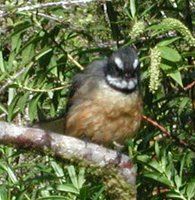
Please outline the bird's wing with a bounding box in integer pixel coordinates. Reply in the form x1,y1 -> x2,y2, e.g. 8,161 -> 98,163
66,59 -> 107,112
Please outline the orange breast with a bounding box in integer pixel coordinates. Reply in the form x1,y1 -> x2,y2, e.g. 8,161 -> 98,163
65,80 -> 142,146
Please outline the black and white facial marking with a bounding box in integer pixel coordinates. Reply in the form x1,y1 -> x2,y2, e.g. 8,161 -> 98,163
105,46 -> 139,93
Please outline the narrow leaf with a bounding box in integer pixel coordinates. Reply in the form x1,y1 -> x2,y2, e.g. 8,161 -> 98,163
78,168 -> 85,189
67,165 -> 79,190
157,37 -> 180,46
178,97 -> 190,115
56,184 -> 79,194
143,172 -> 172,187
28,94 -> 40,121
50,161 -> 64,178
0,51 -> 5,73
0,163 -> 18,184
130,0 -> 136,18
186,178 -> 195,199
11,33 -> 21,51
0,103 -> 7,114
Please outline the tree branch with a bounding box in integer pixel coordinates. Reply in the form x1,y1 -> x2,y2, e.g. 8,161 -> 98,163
17,1 -> 97,12
0,121 -> 136,200
0,0 -> 106,17
184,80 -> 195,91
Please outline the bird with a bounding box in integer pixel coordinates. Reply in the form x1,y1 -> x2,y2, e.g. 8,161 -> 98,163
65,46 -> 142,146
37,46 -> 142,147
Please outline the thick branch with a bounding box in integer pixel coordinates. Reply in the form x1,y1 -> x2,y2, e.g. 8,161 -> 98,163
0,121 -> 135,185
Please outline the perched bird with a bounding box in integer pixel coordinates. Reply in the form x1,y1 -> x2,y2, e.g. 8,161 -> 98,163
38,46 -> 142,147
65,46 -> 142,146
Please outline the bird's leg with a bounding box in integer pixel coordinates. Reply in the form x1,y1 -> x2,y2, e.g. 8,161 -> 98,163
81,134 -> 91,148
113,141 -> 125,164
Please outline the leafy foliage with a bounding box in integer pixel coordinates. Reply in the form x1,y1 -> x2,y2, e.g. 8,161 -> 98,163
0,145 -> 105,199
0,0 -> 195,199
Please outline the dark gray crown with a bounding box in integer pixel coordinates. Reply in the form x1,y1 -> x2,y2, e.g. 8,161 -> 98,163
105,46 -> 139,93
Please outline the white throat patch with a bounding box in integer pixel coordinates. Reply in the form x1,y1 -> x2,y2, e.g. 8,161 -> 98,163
114,57 -> 124,69
106,75 -> 137,91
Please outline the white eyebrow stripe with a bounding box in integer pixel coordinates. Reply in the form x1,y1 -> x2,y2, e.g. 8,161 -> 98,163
133,58 -> 139,69
114,57 -> 124,69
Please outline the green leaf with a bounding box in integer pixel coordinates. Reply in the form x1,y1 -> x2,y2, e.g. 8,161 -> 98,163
136,155 -> 163,173
140,4 -> 156,17
0,51 -> 5,73
174,174 -> 182,189
130,0 -> 136,18
178,97 -> 190,115
158,46 -> 181,62
166,190 -> 185,199
92,186 -> 105,200
11,20 -> 31,35
78,168 -> 85,189
0,163 -> 18,184
50,161 -> 64,178
157,37 -> 180,46
11,33 -> 21,52
160,64 -> 183,87
35,48 -> 53,61
56,184 -> 79,194
67,165 -> 79,190
28,94 -> 41,121
154,142 -> 160,158
182,51 -> 195,57
17,92 -> 29,113
0,103 -> 7,114
169,70 -> 183,87
0,186 -> 7,200
8,51 -> 16,70
186,178 -> 195,199
21,43 -> 35,65
143,172 -> 172,187
7,89 -> 20,122
36,195 -> 69,199
136,155 -> 150,164
165,152 -> 174,180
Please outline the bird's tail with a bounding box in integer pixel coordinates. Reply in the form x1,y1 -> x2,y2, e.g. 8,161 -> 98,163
33,117 -> 65,134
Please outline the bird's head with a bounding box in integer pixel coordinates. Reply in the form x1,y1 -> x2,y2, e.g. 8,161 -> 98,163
105,46 -> 139,93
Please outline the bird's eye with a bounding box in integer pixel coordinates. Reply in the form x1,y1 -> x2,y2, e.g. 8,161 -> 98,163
115,64 -> 123,75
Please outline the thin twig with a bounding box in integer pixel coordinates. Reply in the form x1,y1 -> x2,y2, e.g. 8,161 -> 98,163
0,0 -> 105,17
142,115 -> 195,152
42,27 -> 84,70
0,68 -> 27,94
67,54 -> 84,70
142,115 -> 171,137
17,83 -> 69,93
184,80 -> 195,91
18,0 -> 100,12
32,11 -> 63,22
